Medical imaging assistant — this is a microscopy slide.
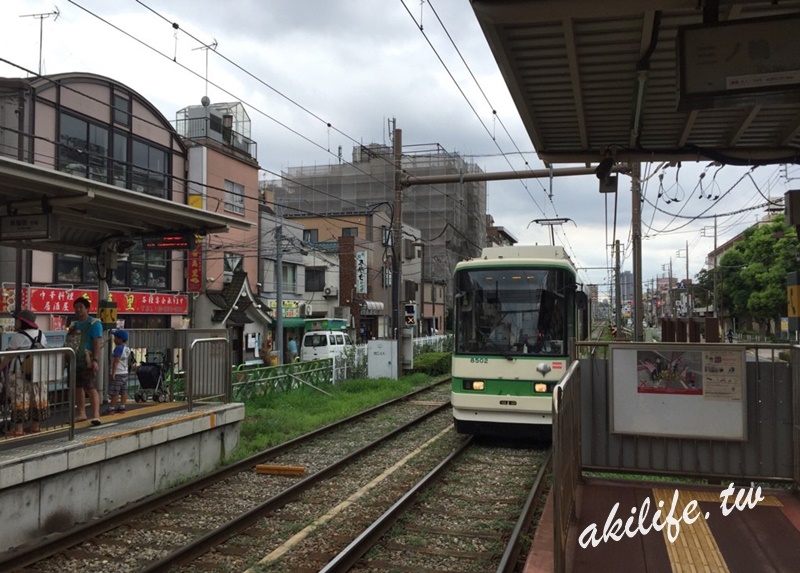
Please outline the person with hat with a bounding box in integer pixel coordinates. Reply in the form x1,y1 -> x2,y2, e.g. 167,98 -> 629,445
67,296 -> 103,425
0,309 -> 48,436
106,330 -> 132,415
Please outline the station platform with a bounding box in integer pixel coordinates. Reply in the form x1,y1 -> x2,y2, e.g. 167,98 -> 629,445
0,400 -> 244,555
526,477 -> 800,573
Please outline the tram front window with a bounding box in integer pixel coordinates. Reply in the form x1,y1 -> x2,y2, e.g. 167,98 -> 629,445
455,267 -> 568,356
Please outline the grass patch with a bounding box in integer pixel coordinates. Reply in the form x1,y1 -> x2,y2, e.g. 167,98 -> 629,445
584,471 -> 708,485
228,373 -> 438,462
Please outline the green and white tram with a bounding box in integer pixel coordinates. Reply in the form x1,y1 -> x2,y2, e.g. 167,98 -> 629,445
451,245 -> 590,436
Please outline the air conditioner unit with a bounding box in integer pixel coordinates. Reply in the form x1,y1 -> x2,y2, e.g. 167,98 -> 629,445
304,304 -> 313,317
323,285 -> 339,298
222,271 -> 233,284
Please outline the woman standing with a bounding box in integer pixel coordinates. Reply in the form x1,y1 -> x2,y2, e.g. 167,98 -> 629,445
0,310 -> 48,436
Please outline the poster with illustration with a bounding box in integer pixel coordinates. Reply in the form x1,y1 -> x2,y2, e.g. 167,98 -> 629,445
611,344 -> 746,440
637,349 -> 703,395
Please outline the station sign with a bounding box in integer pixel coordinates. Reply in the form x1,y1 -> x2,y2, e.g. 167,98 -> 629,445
0,214 -> 57,241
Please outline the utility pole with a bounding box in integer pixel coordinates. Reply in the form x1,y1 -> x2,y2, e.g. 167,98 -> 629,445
684,240 -> 690,318
631,163 -> 643,341
713,215 -> 718,319
615,240 -> 622,340
275,217 -> 284,366
392,127 -> 403,375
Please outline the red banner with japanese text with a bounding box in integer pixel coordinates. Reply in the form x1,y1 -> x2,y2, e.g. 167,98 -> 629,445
187,238 -> 203,292
1,287 -> 188,315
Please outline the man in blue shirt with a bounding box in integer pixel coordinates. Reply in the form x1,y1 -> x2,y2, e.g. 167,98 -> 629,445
68,296 -> 103,425
287,336 -> 298,362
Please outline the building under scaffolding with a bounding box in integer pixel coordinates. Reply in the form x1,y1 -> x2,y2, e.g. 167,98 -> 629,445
274,143 -> 487,287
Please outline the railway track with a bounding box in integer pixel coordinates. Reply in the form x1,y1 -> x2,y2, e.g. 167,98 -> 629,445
2,380 -> 453,573
321,438 -> 551,573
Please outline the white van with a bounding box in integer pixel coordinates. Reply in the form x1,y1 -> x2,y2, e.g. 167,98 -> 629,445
300,330 -> 354,361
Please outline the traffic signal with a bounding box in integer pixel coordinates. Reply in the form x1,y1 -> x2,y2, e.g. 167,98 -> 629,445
404,303 -> 416,326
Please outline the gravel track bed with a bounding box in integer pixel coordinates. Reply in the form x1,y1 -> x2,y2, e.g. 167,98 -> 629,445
25,383 -> 451,573
176,411 -> 460,572
349,442 -> 548,573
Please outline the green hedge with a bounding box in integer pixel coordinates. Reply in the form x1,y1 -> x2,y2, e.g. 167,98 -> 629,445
411,352 -> 451,376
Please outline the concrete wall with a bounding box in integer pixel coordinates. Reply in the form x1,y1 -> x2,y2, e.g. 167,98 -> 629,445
0,403 -> 243,554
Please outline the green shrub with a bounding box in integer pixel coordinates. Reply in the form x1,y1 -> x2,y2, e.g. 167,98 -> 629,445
411,352 -> 451,376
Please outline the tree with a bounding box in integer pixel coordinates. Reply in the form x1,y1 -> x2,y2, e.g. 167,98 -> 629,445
693,268 -> 714,310
716,215 -> 798,336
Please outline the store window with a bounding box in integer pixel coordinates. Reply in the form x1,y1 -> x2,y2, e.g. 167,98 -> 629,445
58,112 -> 108,181
113,132 -> 128,188
132,139 -> 168,198
113,94 -> 131,126
130,244 -> 168,288
55,241 -> 169,289
54,255 -> 99,284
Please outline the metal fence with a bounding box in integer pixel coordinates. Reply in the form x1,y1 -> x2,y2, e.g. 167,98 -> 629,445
231,359 -> 337,401
1,347 -> 77,439
186,338 -> 231,411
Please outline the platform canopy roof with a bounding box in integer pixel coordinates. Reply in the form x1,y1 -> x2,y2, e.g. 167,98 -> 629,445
0,155 -> 250,256
471,0 -> 800,167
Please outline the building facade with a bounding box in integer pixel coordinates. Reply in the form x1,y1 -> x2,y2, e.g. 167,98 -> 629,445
0,75 -> 268,364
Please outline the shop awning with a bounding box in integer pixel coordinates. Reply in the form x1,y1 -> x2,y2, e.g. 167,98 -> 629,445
359,300 -> 385,316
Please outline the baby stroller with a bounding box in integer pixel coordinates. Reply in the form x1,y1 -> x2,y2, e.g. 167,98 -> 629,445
134,351 -> 170,403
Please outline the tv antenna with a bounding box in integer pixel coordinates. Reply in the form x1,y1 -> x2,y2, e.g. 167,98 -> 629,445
192,39 -> 218,99
20,7 -> 60,76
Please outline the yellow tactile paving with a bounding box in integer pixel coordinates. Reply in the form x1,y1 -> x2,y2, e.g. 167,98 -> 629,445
653,488 -> 729,573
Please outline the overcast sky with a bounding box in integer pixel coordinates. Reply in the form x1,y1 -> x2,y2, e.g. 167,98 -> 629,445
3,0 -> 797,299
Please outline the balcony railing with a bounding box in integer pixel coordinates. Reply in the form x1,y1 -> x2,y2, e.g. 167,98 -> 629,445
173,118 -> 257,158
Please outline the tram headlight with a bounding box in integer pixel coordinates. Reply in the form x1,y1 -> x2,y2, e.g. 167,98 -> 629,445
534,383 -> 549,393
463,380 -> 485,391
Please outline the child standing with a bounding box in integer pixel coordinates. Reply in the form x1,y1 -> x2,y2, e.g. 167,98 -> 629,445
106,330 -> 132,415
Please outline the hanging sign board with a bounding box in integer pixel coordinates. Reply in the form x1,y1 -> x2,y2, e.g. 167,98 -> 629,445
0,214 -> 57,241
143,232 -> 196,250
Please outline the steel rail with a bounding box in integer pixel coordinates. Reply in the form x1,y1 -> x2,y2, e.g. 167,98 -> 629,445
496,449 -> 553,573
0,378 -> 450,571
138,400 -> 451,572
319,436 -> 474,573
